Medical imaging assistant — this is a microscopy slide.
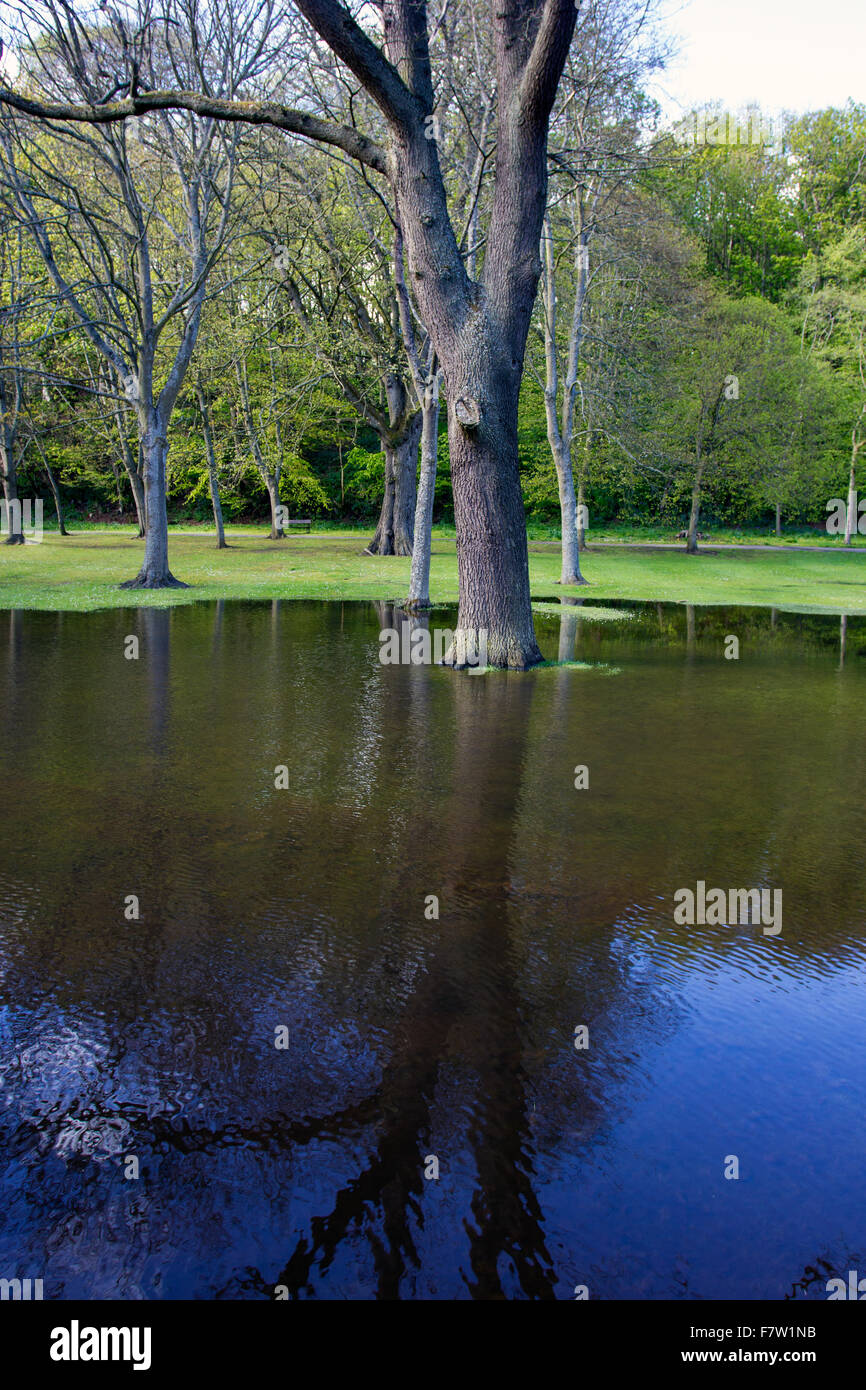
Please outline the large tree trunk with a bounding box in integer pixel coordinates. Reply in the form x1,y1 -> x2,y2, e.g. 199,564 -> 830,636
405,384 -> 440,609
121,411 -> 187,588
375,3 -> 572,667
367,412 -> 421,556
442,336 -> 541,669
197,384 -> 226,548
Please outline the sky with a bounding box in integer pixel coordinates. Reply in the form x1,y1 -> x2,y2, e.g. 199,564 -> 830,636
653,0 -> 866,120
1,0 -> 864,121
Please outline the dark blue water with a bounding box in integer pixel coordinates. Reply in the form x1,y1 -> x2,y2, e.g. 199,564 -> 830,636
0,600 -> 864,1299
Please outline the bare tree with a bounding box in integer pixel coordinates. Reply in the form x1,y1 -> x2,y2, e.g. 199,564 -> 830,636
0,1 -> 269,584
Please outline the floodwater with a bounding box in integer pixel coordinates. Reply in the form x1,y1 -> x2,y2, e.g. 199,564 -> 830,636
0,598 -> 864,1300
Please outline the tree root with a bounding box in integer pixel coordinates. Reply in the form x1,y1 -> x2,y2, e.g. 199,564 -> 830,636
119,571 -> 190,590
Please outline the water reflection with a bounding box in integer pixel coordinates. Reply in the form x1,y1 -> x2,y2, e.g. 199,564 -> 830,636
0,600 -> 865,1299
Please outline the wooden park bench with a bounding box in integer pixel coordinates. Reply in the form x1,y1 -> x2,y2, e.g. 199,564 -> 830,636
286,519 -> 312,533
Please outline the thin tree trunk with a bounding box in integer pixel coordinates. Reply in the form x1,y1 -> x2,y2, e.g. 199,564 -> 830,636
32,434 -> 68,534
405,382 -> 440,609
236,360 -> 283,538
541,215 -> 585,587
265,474 -> 284,540
115,409 -> 146,536
577,434 -> 590,552
775,501 -> 781,537
1,449 -> 24,544
844,453 -> 857,547
686,457 -> 704,554
553,442 -> 586,585
196,383 -> 226,548
0,360 -> 24,543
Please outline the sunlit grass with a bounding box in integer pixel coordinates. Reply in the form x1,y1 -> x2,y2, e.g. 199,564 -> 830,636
1,528 -> 865,613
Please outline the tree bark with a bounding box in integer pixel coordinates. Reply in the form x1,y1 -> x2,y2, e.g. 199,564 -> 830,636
1,453 -> 24,544
775,501 -> 782,537
443,335 -> 541,668
265,475 -> 284,540
366,368 -> 420,557
0,387 -> 24,543
120,410 -> 187,588
368,412 -> 421,556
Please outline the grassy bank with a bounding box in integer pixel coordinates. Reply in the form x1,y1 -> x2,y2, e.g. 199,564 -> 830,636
2,528 -> 865,612
41,517 -> 866,547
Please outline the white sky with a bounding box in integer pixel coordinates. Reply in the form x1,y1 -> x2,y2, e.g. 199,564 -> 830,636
2,1 -> 864,121
653,0 -> 866,120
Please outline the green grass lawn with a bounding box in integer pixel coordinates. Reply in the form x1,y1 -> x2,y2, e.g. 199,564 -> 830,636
2,526 -> 865,612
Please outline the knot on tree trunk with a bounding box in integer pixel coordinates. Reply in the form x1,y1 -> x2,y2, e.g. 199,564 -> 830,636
454,397 -> 480,428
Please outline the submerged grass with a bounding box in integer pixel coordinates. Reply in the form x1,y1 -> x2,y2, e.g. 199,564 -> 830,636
1,528 -> 865,613
532,601 -> 635,620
